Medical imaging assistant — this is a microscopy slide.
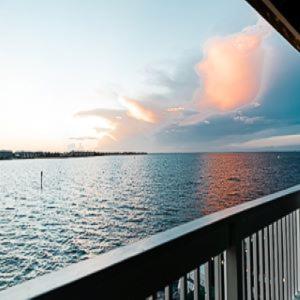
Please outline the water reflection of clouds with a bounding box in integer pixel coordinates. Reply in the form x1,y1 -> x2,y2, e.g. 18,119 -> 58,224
200,153 -> 256,215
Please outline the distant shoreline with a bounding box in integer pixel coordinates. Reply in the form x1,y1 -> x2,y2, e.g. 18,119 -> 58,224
0,151 -> 147,161
1,150 -> 299,161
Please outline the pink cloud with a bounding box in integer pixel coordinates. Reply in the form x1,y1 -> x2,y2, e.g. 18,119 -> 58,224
119,96 -> 161,123
183,20 -> 271,125
74,97 -> 164,150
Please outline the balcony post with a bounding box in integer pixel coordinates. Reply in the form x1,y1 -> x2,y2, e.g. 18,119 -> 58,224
225,241 -> 244,300
297,210 -> 300,293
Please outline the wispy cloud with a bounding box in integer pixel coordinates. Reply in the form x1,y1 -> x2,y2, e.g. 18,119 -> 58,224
233,112 -> 263,125
69,136 -> 98,141
74,108 -> 126,120
233,134 -> 300,149
119,96 -> 161,123
74,98 -> 162,149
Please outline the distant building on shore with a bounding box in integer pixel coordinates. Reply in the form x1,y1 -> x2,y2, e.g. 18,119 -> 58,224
14,151 -> 36,159
0,150 -> 13,160
0,150 -> 147,160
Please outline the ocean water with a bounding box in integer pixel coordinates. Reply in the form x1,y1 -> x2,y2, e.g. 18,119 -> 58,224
1,152 -> 300,290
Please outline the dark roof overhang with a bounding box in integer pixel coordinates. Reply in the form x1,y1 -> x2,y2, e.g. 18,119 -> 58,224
245,0 -> 300,51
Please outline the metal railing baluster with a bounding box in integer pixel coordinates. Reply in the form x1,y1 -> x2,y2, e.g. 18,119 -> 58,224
204,262 -> 211,300
214,255 -> 222,300
242,241 -> 247,300
252,233 -> 259,300
278,219 -> 284,300
293,211 -> 298,295
179,275 -> 187,300
225,242 -> 244,300
288,213 -> 294,298
282,216 -> 288,300
193,267 -> 200,300
224,253 -> 227,300
258,230 -> 265,300
297,210 -> 300,293
245,237 -> 252,300
292,212 -> 296,296
264,227 -> 270,300
164,285 -> 171,300
289,213 -> 294,298
286,215 -> 291,299
293,211 -> 297,295
273,222 -> 279,300
221,253 -> 225,300
269,225 -> 274,300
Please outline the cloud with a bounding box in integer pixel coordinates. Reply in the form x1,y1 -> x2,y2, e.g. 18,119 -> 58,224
75,96 -> 164,150
141,54 -> 200,107
156,43 -> 300,151
75,97 -> 162,124
180,19 -> 271,125
74,18 -> 272,149
94,127 -> 110,133
72,18 -> 300,151
69,136 -> 98,141
233,112 -> 263,125
119,96 -> 161,123
166,107 -> 185,112
234,134 -> 300,149
74,108 -> 126,121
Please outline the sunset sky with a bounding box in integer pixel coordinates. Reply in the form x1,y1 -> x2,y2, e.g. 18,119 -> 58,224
0,0 -> 300,152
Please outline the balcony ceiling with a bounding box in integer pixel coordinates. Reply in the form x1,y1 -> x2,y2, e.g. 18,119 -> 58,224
245,0 -> 300,51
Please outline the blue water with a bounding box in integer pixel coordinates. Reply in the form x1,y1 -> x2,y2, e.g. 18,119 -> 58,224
1,152 -> 300,290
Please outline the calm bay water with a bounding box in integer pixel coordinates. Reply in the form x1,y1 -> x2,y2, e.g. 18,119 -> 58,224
1,152 -> 300,290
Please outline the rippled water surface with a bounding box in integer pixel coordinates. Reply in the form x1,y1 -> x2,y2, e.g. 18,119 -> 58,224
1,152 -> 300,290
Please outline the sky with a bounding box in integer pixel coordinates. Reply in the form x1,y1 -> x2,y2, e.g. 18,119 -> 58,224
0,0 -> 299,152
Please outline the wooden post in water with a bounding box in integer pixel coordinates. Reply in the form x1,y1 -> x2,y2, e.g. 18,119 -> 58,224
41,171 -> 43,189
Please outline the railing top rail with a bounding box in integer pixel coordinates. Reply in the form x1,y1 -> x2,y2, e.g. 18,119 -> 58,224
1,184 -> 300,299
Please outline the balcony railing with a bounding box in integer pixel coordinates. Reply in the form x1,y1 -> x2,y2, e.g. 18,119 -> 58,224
1,184 -> 300,299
